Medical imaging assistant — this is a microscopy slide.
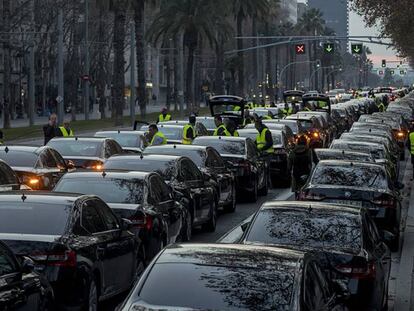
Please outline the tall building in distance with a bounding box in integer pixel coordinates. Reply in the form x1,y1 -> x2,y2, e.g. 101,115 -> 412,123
280,0 -> 298,24
307,0 -> 349,52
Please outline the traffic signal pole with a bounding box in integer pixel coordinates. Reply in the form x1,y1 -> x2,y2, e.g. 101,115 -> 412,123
278,60 -> 318,99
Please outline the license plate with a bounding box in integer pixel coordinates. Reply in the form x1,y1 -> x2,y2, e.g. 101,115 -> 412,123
328,200 -> 364,207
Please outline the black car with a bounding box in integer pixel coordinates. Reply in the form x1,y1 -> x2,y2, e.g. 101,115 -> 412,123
119,244 -> 349,311
140,124 -> 207,145
193,136 -> 268,202
0,241 -> 53,310
47,137 -> 123,169
238,128 -> 294,186
0,159 -> 24,191
104,154 -> 219,232
313,149 -> 375,163
0,146 -> 71,190
298,160 -> 401,251
236,201 -> 391,311
54,170 -> 187,261
94,130 -> 145,153
0,192 -> 142,309
263,118 -> 308,139
143,144 -> 236,210
286,114 -> 327,148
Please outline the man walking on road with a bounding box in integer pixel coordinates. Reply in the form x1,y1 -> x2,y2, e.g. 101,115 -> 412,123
157,107 -> 171,123
182,114 -> 197,144
57,119 -> 74,137
213,116 -> 231,136
43,113 -> 58,145
254,116 -> 273,154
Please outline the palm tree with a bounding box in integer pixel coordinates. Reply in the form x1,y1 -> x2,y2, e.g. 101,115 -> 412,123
2,0 -> 11,129
147,0 -> 222,111
232,0 -> 269,96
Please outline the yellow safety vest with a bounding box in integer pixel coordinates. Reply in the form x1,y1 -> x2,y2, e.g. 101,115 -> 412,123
377,103 -> 385,112
256,128 -> 274,154
59,127 -> 74,137
158,114 -> 171,122
182,124 -> 196,145
233,130 -> 239,137
150,131 -> 167,146
304,107 -> 312,111
318,101 -> 327,108
233,106 -> 241,112
213,124 -> 231,136
409,132 -> 414,155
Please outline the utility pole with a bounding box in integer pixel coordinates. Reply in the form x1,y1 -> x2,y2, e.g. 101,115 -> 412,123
178,31 -> 185,117
130,22 -> 136,127
28,0 -> 36,126
84,0 -> 90,120
57,9 -> 64,124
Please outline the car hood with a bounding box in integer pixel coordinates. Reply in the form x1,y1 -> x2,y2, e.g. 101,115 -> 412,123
220,154 -> 246,161
129,301 -> 196,311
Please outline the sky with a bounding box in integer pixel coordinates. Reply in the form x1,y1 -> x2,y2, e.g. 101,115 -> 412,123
297,0 -> 401,68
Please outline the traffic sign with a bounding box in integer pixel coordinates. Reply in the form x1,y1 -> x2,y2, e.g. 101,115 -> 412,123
351,44 -> 363,54
295,44 -> 306,55
324,43 -> 334,54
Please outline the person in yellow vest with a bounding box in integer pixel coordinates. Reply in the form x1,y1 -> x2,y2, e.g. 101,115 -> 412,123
144,124 -> 167,146
233,105 -> 241,112
281,103 -> 293,118
213,116 -> 231,136
227,119 -> 239,137
254,116 -> 274,154
182,114 -> 197,144
409,130 -> 414,178
58,119 -> 74,137
242,110 -> 252,127
157,107 -> 172,123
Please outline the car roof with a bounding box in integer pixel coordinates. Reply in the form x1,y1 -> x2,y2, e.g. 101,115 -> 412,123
108,154 -> 181,162
95,130 -> 145,135
286,114 -> 316,121
61,170 -> 151,180
317,159 -> 384,169
194,136 -> 248,142
260,201 -> 361,216
0,191 -> 83,204
50,137 -> 108,142
0,145 -> 46,154
145,144 -> 209,152
332,139 -> 385,148
314,149 -> 371,157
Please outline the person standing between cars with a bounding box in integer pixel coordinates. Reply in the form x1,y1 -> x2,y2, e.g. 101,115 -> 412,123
43,113 -> 58,145
226,119 -> 239,137
243,110 -> 252,127
144,124 -> 167,147
292,135 -> 313,195
157,107 -> 171,123
254,116 -> 274,154
182,114 -> 197,144
58,119 -> 74,137
213,116 -> 231,136
281,103 -> 293,118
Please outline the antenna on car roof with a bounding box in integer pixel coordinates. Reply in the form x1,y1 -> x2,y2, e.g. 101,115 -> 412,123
4,146 -> 9,153
118,129 -> 121,133
140,154 -> 144,159
173,145 -> 177,149
308,205 -> 312,213
21,193 -> 27,202
342,150 -> 345,155
350,162 -> 354,167
75,137 -> 78,141
102,171 -> 107,178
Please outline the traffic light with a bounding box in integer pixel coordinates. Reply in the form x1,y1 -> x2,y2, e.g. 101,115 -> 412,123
316,60 -> 321,68
400,70 -> 406,75
351,44 -> 363,54
295,44 -> 306,55
381,60 -> 386,68
390,70 -> 395,75
378,70 -> 384,75
324,43 -> 334,54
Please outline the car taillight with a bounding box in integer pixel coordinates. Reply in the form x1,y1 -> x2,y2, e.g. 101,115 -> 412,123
335,261 -> 376,280
371,197 -> 395,207
238,160 -> 251,174
129,214 -> 153,231
30,250 -> 76,267
22,175 -> 42,190
297,192 -> 325,201
86,161 -> 104,171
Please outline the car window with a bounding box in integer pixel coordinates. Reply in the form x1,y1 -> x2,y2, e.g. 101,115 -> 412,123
96,200 -> 120,231
47,140 -> 102,157
0,246 -> 18,276
157,176 -> 173,202
0,151 -> 38,167
180,159 -> 202,182
38,149 -> 58,168
246,140 -> 257,158
81,202 -> 107,234
304,263 -> 327,310
206,149 -> 225,168
49,149 -> 67,169
0,162 -> 18,184
148,176 -> 162,205
105,140 -> 121,158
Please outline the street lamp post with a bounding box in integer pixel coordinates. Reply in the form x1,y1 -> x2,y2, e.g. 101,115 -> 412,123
278,60 -> 318,99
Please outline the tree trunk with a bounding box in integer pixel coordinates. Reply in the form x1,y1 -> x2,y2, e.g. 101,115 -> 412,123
165,46 -> 171,110
96,9 -> 106,119
134,0 -> 146,118
112,2 -> 126,126
173,37 -> 179,111
236,11 -> 244,96
2,0 -> 11,129
186,44 -> 196,113
214,38 -> 225,95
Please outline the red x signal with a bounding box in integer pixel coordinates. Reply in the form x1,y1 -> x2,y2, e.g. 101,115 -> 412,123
295,44 -> 306,55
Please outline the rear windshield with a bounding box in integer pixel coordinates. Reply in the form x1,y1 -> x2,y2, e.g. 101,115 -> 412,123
105,158 -> 177,181
246,210 -> 362,253
298,120 -> 314,130
311,164 -> 388,189
331,142 -> 385,159
138,262 -> 295,310
239,132 -> 282,146
0,202 -> 70,235
48,140 -> 102,157
96,133 -> 141,148
315,151 -> 372,162
194,139 -> 245,155
143,148 -> 206,167
0,151 -> 38,167
55,178 -> 144,204
197,118 -> 216,129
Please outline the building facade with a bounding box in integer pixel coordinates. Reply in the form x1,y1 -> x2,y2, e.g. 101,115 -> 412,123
280,0 -> 298,24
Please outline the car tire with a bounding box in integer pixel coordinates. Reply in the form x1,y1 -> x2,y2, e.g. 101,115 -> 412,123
224,185 -> 237,213
86,278 -> 98,311
258,174 -> 268,196
248,179 -> 258,203
204,201 -> 217,232
390,234 -> 399,252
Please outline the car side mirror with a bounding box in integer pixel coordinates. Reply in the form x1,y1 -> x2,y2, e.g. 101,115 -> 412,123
241,221 -> 250,233
380,230 -> 395,243
66,160 -> 75,170
21,256 -> 35,274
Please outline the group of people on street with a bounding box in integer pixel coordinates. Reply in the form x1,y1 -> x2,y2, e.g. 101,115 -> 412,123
43,113 -> 74,145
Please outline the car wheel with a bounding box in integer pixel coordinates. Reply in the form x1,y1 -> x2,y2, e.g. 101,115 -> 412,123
87,278 -> 98,311
203,201 -> 217,232
400,151 -> 405,161
247,179 -> 258,203
390,233 -> 399,252
258,173 -> 269,196
224,184 -> 237,213
182,211 -> 193,242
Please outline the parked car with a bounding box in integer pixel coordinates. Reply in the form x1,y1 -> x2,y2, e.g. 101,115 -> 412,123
313,149 -> 375,163
54,170 -> 187,260
103,154 -> 220,231
0,192 -> 143,309
94,130 -> 145,153
237,201 -> 391,311
142,145 -> 236,210
119,244 -> 349,311
298,160 -> 401,251
193,136 -> 268,202
297,111 -> 337,144
286,114 -> 327,148
0,159 -> 25,191
196,116 -> 216,134
263,119 -> 308,139
0,146 -> 71,190
0,240 -> 53,310
47,137 -> 123,169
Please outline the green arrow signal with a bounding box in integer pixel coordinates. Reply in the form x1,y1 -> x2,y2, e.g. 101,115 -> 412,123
353,46 -> 361,53
326,45 -> 333,52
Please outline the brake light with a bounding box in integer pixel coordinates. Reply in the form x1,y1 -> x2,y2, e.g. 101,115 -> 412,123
335,261 -> 376,280
371,197 -> 395,207
30,250 -> 76,267
86,161 -> 104,171
22,175 -> 42,189
312,132 -> 320,138
129,214 -> 153,231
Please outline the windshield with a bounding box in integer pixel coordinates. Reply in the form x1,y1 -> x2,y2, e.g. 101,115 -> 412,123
104,158 -> 177,181
246,210 -> 362,253
298,120 -> 314,130
48,140 -> 102,157
144,148 -> 206,167
197,118 -> 216,129
311,164 -> 388,189
212,104 -> 242,116
194,139 -> 245,155
0,202 -> 70,235
96,133 -> 142,148
55,178 -> 144,204
0,151 -> 38,167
